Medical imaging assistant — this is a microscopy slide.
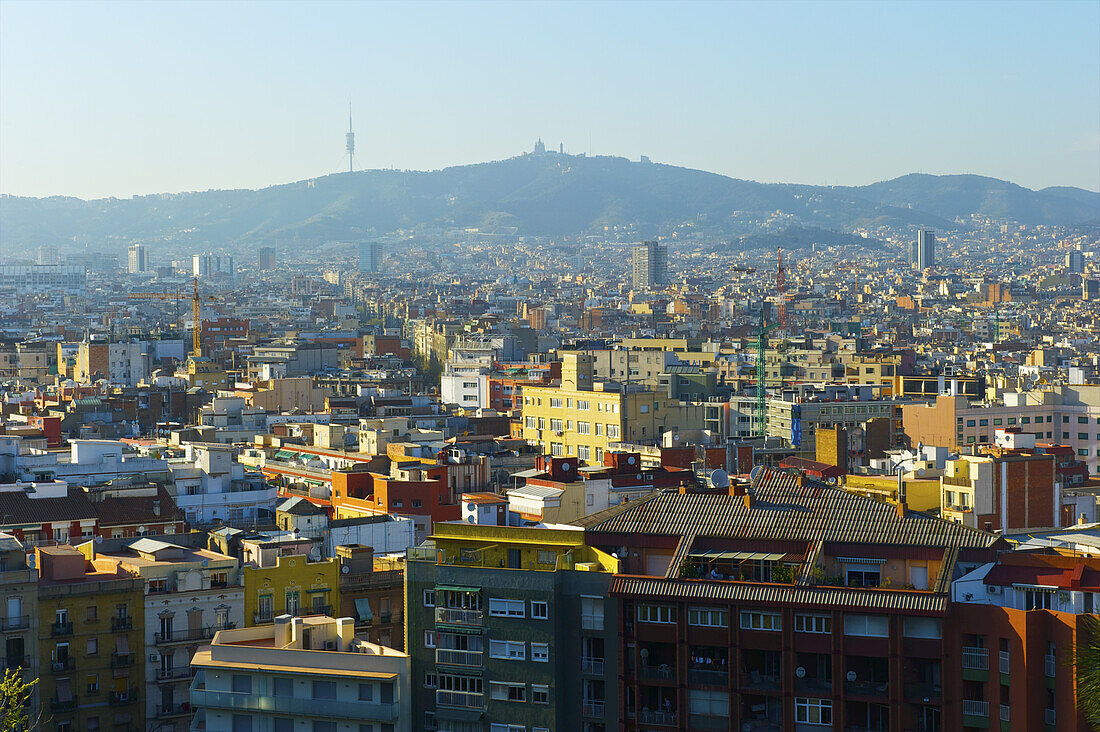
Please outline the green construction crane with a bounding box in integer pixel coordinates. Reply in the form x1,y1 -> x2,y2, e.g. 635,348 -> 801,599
754,310 -> 780,437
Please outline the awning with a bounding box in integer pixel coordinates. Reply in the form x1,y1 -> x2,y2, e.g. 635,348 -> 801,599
355,598 -> 373,622
688,551 -> 785,562
274,450 -> 297,460
838,557 -> 887,565
1011,583 -> 1058,592
435,585 -> 482,594
116,635 -> 129,653
57,679 -> 72,702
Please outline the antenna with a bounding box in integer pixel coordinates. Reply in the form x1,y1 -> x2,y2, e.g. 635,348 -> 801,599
346,102 -> 355,173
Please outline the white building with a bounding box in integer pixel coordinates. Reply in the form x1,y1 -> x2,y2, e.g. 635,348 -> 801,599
168,444 -> 277,527
440,349 -> 493,409
189,614 -> 410,732
0,437 -> 170,485
127,244 -> 148,273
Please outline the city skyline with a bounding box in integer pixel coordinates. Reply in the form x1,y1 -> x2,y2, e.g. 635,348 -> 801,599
1,0 -> 1098,199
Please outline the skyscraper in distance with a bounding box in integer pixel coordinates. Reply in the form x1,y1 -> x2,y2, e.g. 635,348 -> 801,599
631,240 -> 667,289
258,246 -> 276,270
359,241 -> 384,273
913,230 -> 936,270
127,244 -> 148,273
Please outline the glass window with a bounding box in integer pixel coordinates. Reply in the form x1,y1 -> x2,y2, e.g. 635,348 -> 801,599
531,643 -> 549,662
273,677 -> 293,697
312,680 -> 336,700
232,716 -> 252,732
232,675 -> 252,694
488,598 -> 525,617
638,605 -> 676,624
532,685 -> 550,704
740,610 -> 781,631
795,697 -> 832,725
843,614 -> 889,637
794,614 -> 831,634
531,600 -> 549,619
688,607 -> 728,627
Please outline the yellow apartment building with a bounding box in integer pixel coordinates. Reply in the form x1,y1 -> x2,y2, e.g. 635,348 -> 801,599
242,554 -> 340,626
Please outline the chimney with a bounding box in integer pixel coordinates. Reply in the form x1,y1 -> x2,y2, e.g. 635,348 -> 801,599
742,489 -> 755,510
896,501 -> 908,519
152,499 -> 161,517
274,614 -> 293,647
335,617 -> 354,650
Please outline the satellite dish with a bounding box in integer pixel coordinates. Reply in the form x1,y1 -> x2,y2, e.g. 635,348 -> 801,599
709,469 -> 730,489
201,559 -> 209,567
795,666 -> 806,678
341,565 -> 350,574
627,456 -> 636,464
95,536 -> 103,544
562,463 -> 571,471
846,671 -> 857,682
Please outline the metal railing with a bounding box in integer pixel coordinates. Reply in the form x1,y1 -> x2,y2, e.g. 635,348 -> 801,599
640,664 -> 676,681
582,657 -> 605,675
434,607 -> 483,626
962,700 -> 989,717
0,615 -> 30,632
51,696 -> 78,712
49,658 -> 76,673
583,700 -> 606,717
51,620 -> 74,636
109,689 -> 138,706
961,646 -> 988,670
190,688 -> 399,720
1045,653 -> 1056,677
110,652 -> 135,669
435,649 -> 483,667
111,616 -> 133,632
157,702 -> 191,718
639,710 -> 678,725
156,667 -> 195,681
999,650 -> 1009,674
688,667 -> 729,686
3,655 -> 30,671
435,690 -> 483,709
999,704 -> 1010,722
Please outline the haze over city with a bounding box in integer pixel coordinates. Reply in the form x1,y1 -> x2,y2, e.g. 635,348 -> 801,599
1,0 -> 1098,199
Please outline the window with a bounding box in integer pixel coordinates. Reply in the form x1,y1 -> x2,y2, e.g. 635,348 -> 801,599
531,600 -> 549,619
638,605 -> 676,624
688,607 -> 727,627
274,677 -> 293,696
424,673 -> 438,688
424,590 -> 435,607
1080,433 -> 1089,440
795,614 -> 831,634
86,674 -> 98,693
424,631 -> 436,648
273,720 -> 294,732
531,643 -> 549,661
577,400 -> 590,410
536,552 -> 555,566
846,567 -> 881,587
488,640 -> 525,660
550,418 -> 564,432
967,420 -> 976,427
490,682 -> 527,702
313,723 -> 336,732
903,617 -> 942,639
689,688 -> 730,717
490,726 -> 525,732
550,398 -> 563,408
795,697 -> 832,725
312,680 -> 336,700
532,684 -> 550,704
581,596 -> 604,630
86,606 -> 97,622
525,416 -> 536,429
412,499 -> 422,508
358,683 -> 374,701
606,425 -> 620,439
594,423 -> 603,436
1024,590 -> 1052,610
550,443 -> 563,456
232,715 -> 253,732
844,614 -> 889,637
148,578 -> 168,593
740,610 -> 781,631
577,445 -> 590,460
232,675 -> 252,694
577,421 -> 591,435
994,418 -> 1002,425
489,598 -> 525,617
86,637 -> 98,655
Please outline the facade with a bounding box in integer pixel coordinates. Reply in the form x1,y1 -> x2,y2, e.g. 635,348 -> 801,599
242,553 -> 340,627
631,240 -> 668,290
257,246 -> 276,270
37,545 -> 145,732
940,450 -> 1058,532
189,614 -> 410,732
168,443 -> 278,527
335,544 -> 406,651
127,245 -> 148,274
405,522 -> 620,732
913,230 -> 936,270
578,466 -> 1003,732
359,241 -> 384,273
0,264 -> 87,295
95,538 -> 243,732
1,533 -> 39,713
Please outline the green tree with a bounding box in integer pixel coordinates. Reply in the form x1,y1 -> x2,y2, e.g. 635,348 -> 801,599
0,668 -> 39,732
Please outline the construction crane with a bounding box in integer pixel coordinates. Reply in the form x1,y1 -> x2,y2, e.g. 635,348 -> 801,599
776,247 -> 787,333
129,278 -> 219,359
754,309 -> 780,437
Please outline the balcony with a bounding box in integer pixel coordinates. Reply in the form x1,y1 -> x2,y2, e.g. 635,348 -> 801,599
1045,709 -> 1056,726
640,663 -> 676,682
155,627 -> 216,644
109,689 -> 138,706
51,696 -> 78,712
156,667 -> 196,682
999,704 -> 1010,722
639,710 -> 678,726
583,700 -> 606,717
1045,653 -> 1056,677
51,620 -> 74,636
110,652 -> 135,669
688,668 -> 729,687
111,616 -> 133,632
739,671 -> 780,692
582,657 -> 605,675
794,676 -> 833,697
962,699 -> 989,718
902,682 -> 941,703
435,649 -> 483,667
191,688 -> 400,720
49,658 -> 76,674
689,715 -> 730,731
845,678 -> 889,698
3,655 -> 30,671
999,650 -> 1010,674
156,702 -> 192,719
253,611 -> 274,625
434,607 -> 483,626
305,604 -> 333,617
962,646 -> 989,670
0,615 -> 30,632
435,690 -> 483,710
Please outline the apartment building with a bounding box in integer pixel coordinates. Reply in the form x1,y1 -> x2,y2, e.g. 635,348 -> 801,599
95,538 -> 243,731
334,544 -> 405,651
37,545 -> 145,732
940,449 -> 1058,532
189,614 -> 410,732
951,551 -> 1096,730
405,522 -> 620,732
242,553 -> 340,627
766,386 -> 907,454
577,466 -> 1002,732
1,533 -> 39,711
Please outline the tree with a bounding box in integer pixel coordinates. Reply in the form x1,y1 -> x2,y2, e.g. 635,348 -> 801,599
1078,614 -> 1100,730
0,668 -> 39,732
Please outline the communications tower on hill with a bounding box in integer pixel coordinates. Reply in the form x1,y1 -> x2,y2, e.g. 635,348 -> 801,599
346,103 -> 356,173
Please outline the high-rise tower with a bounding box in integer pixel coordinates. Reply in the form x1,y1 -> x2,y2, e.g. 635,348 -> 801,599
631,241 -> 668,290
346,103 -> 355,173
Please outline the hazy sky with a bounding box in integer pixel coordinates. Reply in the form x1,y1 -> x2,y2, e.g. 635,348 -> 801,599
1,0 -> 1097,199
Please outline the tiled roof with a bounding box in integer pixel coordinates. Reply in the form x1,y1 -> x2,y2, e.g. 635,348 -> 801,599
0,487 -> 97,526
93,485 -> 185,526
581,467 -> 996,550
611,576 -> 948,614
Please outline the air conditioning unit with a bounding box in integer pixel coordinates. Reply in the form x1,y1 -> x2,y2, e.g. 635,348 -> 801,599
149,652 -> 160,663
324,640 -> 337,650
986,585 -> 1000,594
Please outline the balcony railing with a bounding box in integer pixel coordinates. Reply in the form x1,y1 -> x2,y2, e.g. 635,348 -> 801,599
739,671 -> 780,691
0,615 -> 30,632
51,696 -> 78,712
49,658 -> 76,673
582,657 -> 605,675
190,688 -> 399,720
845,678 -> 889,698
1045,709 -> 1056,726
961,646 -> 989,670
1045,653 -> 1056,677
110,652 -> 135,669
903,682 -> 941,702
999,704 -> 1010,722
305,604 -> 333,617
51,620 -> 74,636
639,710 -> 678,726
435,649 -> 483,667
109,690 -> 138,706
155,627 -> 219,644
157,702 -> 192,718
111,616 -> 133,632
435,690 -> 483,710
3,655 -> 30,671
156,667 -> 195,682
688,668 -> 729,686
253,611 -> 274,625
434,607 -> 483,626
640,663 -> 676,682
962,700 -> 989,717
999,650 -> 1010,674
583,700 -> 606,717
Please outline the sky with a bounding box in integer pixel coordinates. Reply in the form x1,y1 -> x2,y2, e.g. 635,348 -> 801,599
1,0 -> 1098,200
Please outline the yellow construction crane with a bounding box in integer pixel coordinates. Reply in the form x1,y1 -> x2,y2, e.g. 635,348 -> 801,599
129,277 -> 220,359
